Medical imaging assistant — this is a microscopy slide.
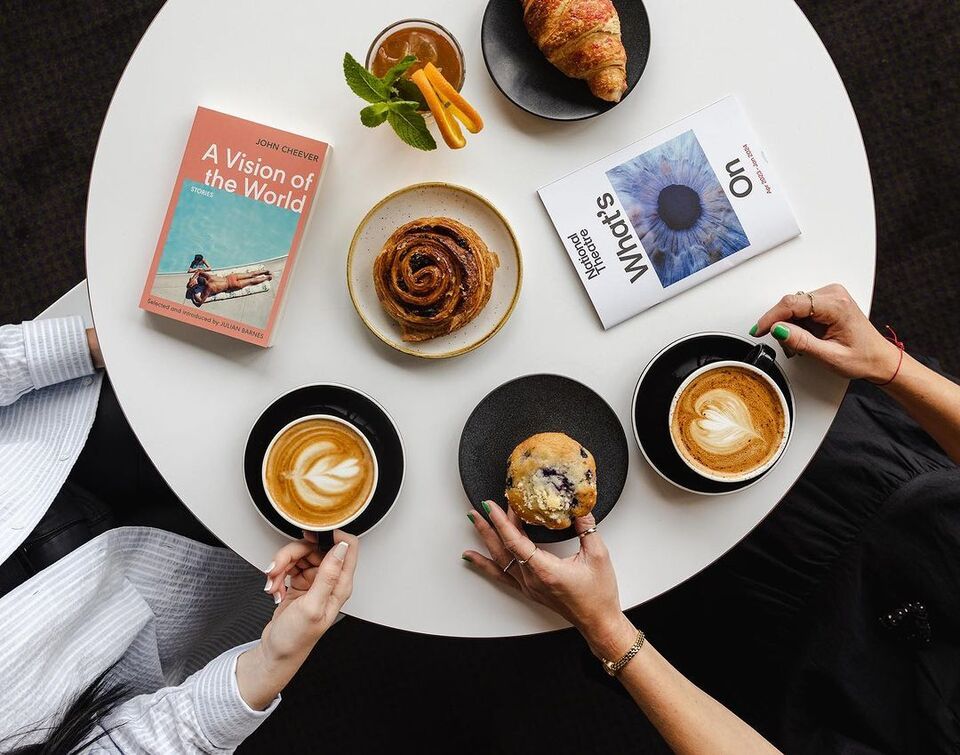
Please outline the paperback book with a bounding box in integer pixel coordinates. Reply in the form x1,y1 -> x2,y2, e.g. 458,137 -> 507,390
140,106 -> 329,346
538,96 -> 800,329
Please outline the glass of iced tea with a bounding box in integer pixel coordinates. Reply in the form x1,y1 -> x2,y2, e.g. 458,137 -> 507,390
366,19 -> 465,100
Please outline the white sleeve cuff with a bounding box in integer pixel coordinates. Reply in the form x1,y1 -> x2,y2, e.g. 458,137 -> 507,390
21,316 -> 95,390
191,641 -> 281,749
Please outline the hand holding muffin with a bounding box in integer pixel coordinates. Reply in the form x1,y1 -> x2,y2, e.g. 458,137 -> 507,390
461,503 -> 780,754
463,502 -> 629,654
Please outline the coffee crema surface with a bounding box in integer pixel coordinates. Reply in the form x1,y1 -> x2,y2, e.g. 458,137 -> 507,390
670,366 -> 786,479
264,418 -> 375,528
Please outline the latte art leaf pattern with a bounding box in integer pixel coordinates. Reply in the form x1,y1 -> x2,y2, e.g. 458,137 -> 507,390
265,418 -> 375,528
690,389 -> 761,456
285,441 -> 365,504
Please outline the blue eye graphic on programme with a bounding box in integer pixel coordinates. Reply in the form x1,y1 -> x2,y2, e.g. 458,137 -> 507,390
606,130 -> 749,288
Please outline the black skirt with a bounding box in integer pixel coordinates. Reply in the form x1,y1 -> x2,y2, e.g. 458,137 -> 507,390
633,358 -> 960,753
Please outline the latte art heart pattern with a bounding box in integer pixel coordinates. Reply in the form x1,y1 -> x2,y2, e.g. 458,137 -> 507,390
689,389 -> 761,456
670,366 -> 787,480
265,418 -> 376,528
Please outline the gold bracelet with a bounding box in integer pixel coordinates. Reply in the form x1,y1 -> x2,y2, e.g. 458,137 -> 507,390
600,629 -> 645,677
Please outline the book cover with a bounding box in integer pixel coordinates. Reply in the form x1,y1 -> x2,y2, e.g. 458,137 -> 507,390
538,96 -> 800,329
139,106 -> 329,346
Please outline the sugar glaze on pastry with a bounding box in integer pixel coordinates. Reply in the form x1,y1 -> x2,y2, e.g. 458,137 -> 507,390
505,432 -> 597,529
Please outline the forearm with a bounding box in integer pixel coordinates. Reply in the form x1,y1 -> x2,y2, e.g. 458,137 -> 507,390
584,614 -> 780,755
235,641 -> 310,711
881,354 -> 960,464
100,642 -> 277,751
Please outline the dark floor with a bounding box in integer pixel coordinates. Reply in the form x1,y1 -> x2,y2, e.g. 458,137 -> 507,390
1,1 -> 958,753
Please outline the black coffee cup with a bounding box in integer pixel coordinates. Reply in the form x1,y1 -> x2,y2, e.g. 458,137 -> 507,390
632,332 -> 796,495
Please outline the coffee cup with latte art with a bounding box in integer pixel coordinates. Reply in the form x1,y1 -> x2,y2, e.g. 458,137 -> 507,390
668,361 -> 790,484
262,414 -> 378,531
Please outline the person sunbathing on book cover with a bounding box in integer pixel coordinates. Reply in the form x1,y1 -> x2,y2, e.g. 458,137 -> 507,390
187,268 -> 273,307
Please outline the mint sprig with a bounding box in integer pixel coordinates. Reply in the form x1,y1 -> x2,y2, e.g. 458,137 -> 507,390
387,107 -> 437,151
393,77 -> 428,111
343,52 -> 436,151
343,53 -> 389,103
382,56 -> 417,88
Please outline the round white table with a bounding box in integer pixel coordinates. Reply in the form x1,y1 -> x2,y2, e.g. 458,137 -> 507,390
86,0 -> 874,637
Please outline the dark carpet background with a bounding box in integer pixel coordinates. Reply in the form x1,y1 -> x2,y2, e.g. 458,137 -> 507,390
1,2 -> 958,753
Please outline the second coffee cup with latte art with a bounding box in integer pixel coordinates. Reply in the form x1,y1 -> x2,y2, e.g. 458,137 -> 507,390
262,415 -> 378,530
669,362 -> 790,483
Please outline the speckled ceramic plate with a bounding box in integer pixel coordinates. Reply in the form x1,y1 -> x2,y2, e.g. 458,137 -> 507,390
347,182 -> 523,359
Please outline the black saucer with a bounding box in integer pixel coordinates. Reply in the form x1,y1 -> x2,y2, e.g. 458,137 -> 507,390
632,333 -> 795,495
481,0 -> 650,121
244,384 -> 404,543
459,374 -> 629,543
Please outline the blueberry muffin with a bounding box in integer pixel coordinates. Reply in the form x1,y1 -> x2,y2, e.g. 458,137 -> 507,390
505,432 -> 597,529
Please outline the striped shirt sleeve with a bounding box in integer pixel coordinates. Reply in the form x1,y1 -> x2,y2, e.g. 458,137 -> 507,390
0,323 -> 33,406
90,641 -> 280,753
0,317 -> 95,406
21,316 -> 95,391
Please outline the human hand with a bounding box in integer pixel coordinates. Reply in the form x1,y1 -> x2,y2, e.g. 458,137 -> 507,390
237,531 -> 358,710
463,502 -> 633,657
85,328 -> 105,370
260,531 -> 358,660
751,284 -> 900,382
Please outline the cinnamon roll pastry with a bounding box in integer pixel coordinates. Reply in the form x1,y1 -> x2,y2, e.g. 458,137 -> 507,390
373,217 -> 500,342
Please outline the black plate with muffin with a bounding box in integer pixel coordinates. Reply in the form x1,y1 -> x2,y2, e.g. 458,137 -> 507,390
459,374 -> 629,543
632,333 -> 796,495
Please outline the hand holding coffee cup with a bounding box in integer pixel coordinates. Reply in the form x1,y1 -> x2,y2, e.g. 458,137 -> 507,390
236,531 -> 358,711
262,415 -> 378,531
750,283 -> 902,383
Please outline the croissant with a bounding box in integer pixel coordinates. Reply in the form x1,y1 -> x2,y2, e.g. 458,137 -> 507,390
373,217 -> 499,342
522,0 -> 628,102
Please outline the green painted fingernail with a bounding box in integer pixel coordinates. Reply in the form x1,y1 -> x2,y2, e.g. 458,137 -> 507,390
773,324 -> 790,341
466,512 -> 475,524
480,501 -> 492,516
461,554 -> 471,562
749,323 -> 759,337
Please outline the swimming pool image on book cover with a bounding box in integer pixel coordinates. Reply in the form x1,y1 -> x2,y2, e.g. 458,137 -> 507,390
606,130 -> 750,288
149,180 -> 300,329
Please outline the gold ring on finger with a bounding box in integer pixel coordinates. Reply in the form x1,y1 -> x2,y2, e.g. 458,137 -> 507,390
502,558 -> 517,573
517,547 -> 539,566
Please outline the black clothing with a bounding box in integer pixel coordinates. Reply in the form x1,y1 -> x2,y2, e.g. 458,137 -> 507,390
2,368 -> 957,751
0,377 -> 218,597
636,362 -> 959,753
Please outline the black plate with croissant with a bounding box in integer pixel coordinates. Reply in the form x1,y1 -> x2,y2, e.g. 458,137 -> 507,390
481,0 -> 650,121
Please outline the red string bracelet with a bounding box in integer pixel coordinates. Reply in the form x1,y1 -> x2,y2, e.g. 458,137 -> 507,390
874,325 -> 905,387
